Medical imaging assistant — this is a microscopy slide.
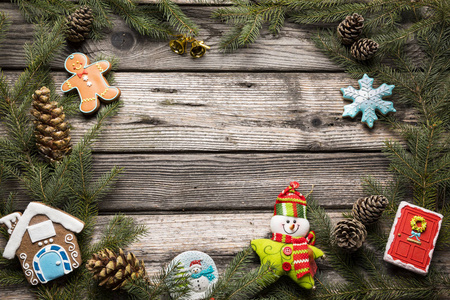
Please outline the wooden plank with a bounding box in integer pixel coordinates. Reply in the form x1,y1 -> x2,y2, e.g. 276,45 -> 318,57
0,212 -> 448,298
0,3 -> 340,72
1,72 -> 407,152
8,152 -> 392,211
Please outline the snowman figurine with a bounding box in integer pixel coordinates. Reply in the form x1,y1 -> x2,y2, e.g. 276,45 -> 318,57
251,181 -> 324,289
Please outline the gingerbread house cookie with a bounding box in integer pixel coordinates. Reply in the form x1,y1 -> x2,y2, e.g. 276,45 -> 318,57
0,202 -> 84,285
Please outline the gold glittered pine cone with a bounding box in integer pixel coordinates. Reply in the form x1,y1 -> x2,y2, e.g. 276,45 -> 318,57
337,13 -> 365,45
351,38 -> 379,61
66,5 -> 93,43
352,195 -> 389,226
333,219 -> 367,252
31,87 -> 71,163
86,248 -> 148,291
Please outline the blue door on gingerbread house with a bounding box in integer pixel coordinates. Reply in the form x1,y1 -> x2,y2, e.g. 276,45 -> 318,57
33,245 -> 72,283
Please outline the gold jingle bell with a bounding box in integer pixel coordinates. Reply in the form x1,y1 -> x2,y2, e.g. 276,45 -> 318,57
169,36 -> 187,55
190,40 -> 210,58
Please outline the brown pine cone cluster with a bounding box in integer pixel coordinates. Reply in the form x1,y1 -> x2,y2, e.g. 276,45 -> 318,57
352,195 -> 388,225
31,87 -> 71,163
333,219 -> 367,252
86,248 -> 148,291
66,6 -> 93,43
337,13 -> 378,61
333,195 -> 388,251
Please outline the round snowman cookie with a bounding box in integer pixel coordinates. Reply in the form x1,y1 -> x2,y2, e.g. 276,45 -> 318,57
170,251 -> 218,299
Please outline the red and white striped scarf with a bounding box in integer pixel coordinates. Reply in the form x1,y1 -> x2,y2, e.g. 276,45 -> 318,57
271,233 -> 312,279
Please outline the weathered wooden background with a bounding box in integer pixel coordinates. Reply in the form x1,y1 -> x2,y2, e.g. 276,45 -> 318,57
0,1 -> 447,299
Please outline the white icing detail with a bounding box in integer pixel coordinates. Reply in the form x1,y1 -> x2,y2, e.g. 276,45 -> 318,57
82,75 -> 88,81
56,261 -> 61,266
27,220 -> 56,243
383,201 -> 444,275
38,242 -> 43,247
20,253 -> 38,285
3,202 -> 85,259
65,234 -> 79,268
49,238 -> 54,243
87,81 -> 92,87
44,240 -> 48,245
0,212 -> 22,234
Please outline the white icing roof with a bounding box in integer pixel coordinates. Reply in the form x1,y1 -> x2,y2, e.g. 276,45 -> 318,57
3,202 -> 84,259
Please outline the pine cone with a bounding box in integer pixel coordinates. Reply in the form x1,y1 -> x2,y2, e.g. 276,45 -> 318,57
337,13 -> 365,45
351,38 -> 379,61
333,219 -> 367,252
86,248 -> 148,291
66,6 -> 93,43
352,195 -> 388,226
31,87 -> 71,163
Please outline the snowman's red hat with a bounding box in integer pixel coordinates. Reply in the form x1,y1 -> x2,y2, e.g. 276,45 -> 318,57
190,260 -> 202,267
273,181 -> 307,218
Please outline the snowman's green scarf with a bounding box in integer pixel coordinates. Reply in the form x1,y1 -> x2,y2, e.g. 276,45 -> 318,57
271,233 -> 313,279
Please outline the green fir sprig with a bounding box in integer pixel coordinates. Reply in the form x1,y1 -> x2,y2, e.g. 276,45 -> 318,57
124,261 -> 191,300
207,246 -> 279,300
12,0 -> 198,40
0,20 -> 151,299
214,0 -> 450,52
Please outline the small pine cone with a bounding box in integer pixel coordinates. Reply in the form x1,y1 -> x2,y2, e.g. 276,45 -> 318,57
337,13 -> 365,45
66,6 -> 93,43
352,195 -> 388,226
86,248 -> 148,291
333,219 -> 367,252
31,87 -> 71,163
351,38 -> 379,61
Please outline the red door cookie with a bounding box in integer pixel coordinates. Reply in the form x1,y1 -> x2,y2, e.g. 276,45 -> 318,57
61,53 -> 121,115
383,201 -> 443,275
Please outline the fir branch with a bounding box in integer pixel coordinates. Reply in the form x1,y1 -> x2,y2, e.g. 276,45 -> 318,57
74,100 -> 121,151
0,12 -> 10,45
106,0 -> 173,39
159,0 -> 199,36
12,0 -> 74,24
0,192 -> 15,216
218,24 -> 245,52
307,196 -> 365,284
207,246 -> 255,298
125,261 -> 190,300
81,0 -> 114,40
89,214 -> 147,256
223,262 -> 279,300
0,268 -> 27,286
13,18 -> 66,102
208,246 -> 279,299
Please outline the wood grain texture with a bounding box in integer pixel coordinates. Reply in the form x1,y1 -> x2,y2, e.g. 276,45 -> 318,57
2,72 -> 409,152
0,212 -> 448,298
9,152 -> 392,211
0,3 -> 340,72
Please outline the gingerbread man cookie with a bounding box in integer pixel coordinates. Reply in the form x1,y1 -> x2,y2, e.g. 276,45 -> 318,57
61,53 -> 121,115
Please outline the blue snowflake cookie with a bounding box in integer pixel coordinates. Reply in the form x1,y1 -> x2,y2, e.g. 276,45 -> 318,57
341,74 -> 395,128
